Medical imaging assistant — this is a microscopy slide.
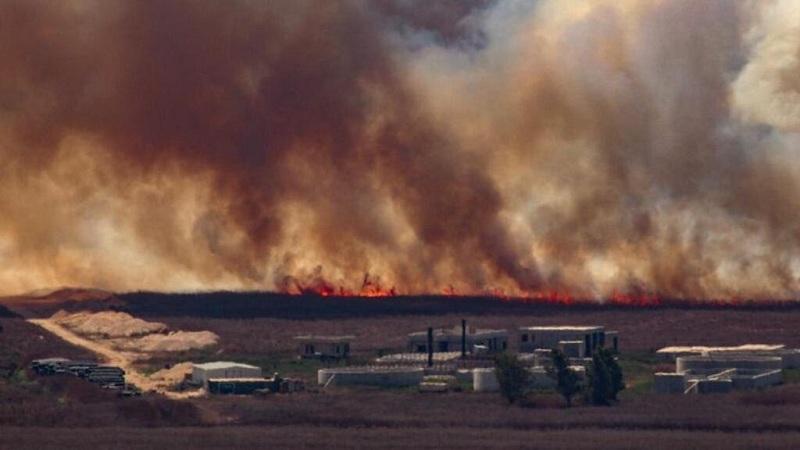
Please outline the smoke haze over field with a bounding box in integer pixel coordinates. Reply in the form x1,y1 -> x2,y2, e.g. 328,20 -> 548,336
1,0 -> 799,299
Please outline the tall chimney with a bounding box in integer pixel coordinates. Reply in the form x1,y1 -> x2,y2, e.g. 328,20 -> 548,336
427,327 -> 433,368
461,319 -> 467,358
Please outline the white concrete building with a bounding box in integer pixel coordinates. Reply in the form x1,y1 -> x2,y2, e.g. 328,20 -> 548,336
656,344 -> 800,369
654,354 -> 784,394
408,325 -> 508,354
191,361 -> 262,387
518,326 -> 617,356
317,367 -> 424,387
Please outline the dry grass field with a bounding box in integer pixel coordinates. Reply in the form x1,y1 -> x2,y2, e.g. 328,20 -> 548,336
156,307 -> 800,357
3,292 -> 800,448
3,426 -> 800,450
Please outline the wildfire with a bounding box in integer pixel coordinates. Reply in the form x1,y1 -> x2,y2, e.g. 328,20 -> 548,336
285,273 -> 397,298
281,275 -> 668,305
279,272 -> 795,308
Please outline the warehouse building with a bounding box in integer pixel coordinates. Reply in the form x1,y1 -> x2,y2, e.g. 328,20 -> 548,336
207,378 -> 272,395
654,354 -> 784,394
518,326 -> 617,357
656,344 -> 800,369
191,361 -> 262,387
408,324 -> 508,354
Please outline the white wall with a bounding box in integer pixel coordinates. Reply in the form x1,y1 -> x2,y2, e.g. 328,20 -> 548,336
192,365 -> 262,385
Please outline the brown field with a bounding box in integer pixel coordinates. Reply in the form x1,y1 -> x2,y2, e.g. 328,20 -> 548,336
3,426 -> 800,450
155,307 -> 800,357
3,292 -> 800,448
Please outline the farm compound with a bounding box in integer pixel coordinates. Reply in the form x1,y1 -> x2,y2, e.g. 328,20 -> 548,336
654,348 -> 791,394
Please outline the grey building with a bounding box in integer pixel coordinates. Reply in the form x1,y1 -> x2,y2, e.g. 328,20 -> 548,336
408,325 -> 508,354
295,335 -> 354,359
192,361 -> 262,387
519,326 -> 617,357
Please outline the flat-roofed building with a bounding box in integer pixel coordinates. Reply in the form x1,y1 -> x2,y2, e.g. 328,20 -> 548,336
519,326 -> 616,357
294,335 -> 354,359
192,361 -> 262,387
408,325 -> 508,354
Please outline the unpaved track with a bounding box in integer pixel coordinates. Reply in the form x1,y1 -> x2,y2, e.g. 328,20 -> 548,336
28,318 -> 202,399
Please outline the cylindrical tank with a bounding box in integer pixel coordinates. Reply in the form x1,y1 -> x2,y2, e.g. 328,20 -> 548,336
473,368 -> 499,392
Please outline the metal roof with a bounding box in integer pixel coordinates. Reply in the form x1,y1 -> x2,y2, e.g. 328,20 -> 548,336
193,361 -> 260,370
657,344 -> 785,354
207,377 -> 269,382
519,326 -> 604,332
408,328 -> 508,338
32,357 -> 70,364
293,335 -> 355,342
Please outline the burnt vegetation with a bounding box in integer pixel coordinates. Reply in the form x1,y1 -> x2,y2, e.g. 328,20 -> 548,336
117,291 -> 800,320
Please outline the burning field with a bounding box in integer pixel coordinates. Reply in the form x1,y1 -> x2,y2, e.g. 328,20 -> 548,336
5,3 -> 800,447
0,0 -> 799,302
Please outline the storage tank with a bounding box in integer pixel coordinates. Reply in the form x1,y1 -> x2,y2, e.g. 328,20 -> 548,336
473,368 -> 499,392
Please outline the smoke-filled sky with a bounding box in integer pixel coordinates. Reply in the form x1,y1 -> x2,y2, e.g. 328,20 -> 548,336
1,0 -> 799,299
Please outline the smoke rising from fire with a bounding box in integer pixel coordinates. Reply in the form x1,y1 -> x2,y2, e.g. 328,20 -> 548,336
0,0 -> 798,299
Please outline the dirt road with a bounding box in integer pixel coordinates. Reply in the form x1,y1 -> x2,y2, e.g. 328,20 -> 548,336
28,318 -> 202,399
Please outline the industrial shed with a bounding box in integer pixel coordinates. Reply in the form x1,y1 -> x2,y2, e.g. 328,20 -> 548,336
408,324 -> 508,354
656,344 -> 800,369
518,326 -> 616,357
207,378 -> 272,395
192,362 -> 262,387
654,354 -> 784,394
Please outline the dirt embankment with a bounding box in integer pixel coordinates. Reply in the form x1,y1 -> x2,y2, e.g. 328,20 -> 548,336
51,310 -> 218,355
29,310 -> 219,398
52,310 -> 167,337
29,318 -> 203,399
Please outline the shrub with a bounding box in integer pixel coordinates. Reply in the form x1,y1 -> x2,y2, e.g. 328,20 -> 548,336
494,353 -> 530,404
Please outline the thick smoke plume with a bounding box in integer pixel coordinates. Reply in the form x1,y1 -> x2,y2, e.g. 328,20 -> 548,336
0,0 -> 798,300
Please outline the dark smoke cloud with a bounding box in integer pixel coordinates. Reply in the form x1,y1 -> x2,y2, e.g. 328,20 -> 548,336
0,0 -> 798,299
0,0 -> 537,295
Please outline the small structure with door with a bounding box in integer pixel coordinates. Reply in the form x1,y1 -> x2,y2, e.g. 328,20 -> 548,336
295,335 -> 354,360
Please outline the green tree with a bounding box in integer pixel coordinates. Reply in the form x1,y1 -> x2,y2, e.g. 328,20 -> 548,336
586,351 -> 611,406
598,348 -> 624,400
585,348 -> 625,405
549,349 -> 580,407
494,353 -> 530,404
